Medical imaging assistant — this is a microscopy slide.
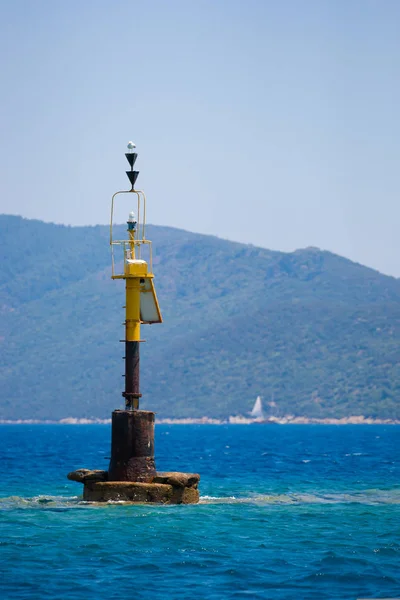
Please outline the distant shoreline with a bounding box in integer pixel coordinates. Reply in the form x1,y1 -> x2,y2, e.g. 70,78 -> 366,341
0,416 -> 399,425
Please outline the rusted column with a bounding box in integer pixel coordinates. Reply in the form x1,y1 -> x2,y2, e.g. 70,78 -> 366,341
123,340 -> 141,410
108,410 -> 156,482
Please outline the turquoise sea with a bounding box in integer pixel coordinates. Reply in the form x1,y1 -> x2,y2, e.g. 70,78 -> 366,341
1,424 -> 399,599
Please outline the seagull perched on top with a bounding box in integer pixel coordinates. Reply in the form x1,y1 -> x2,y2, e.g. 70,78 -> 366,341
127,141 -> 136,150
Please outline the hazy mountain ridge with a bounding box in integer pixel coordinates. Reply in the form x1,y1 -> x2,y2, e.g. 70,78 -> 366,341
1,215 -> 399,420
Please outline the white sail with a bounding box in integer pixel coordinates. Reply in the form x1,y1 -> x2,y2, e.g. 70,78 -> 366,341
250,396 -> 264,419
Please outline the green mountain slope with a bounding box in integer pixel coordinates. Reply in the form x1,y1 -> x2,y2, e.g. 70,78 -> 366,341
1,215 -> 399,419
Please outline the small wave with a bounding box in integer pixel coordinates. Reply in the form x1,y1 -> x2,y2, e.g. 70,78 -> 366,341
199,494 -> 298,505
199,489 -> 400,505
0,495 -> 81,510
199,496 -> 237,503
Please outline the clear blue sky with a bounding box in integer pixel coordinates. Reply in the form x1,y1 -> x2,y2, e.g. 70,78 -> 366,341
1,0 -> 399,276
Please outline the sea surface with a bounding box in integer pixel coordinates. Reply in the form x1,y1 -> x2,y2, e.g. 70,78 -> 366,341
0,424 -> 399,600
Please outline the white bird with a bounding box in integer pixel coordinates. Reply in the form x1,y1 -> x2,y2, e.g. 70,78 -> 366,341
127,141 -> 136,150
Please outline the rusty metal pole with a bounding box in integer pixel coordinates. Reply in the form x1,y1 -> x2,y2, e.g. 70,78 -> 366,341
124,339 -> 140,409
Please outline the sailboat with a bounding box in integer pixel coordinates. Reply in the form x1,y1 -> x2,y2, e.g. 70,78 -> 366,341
250,396 -> 264,419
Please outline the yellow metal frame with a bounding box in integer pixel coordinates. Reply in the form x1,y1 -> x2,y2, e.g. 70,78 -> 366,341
110,189 -> 153,278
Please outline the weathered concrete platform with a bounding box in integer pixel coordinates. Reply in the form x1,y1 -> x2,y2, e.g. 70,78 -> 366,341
68,469 -> 200,504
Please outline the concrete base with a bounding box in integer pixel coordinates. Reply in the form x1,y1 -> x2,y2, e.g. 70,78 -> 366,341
68,469 -> 200,504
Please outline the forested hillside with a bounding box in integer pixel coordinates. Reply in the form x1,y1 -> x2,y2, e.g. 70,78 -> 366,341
1,215 -> 399,420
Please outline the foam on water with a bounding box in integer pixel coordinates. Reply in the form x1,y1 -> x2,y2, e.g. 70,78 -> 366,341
1,487 -> 400,511
203,489 -> 400,505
